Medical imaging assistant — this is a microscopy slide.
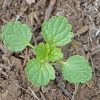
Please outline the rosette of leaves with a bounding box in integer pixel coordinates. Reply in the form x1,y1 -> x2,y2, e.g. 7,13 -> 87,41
35,43 -> 63,62
2,16 -> 92,86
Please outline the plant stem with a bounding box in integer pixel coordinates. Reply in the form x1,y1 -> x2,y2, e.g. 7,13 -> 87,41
28,43 -> 35,49
28,43 -> 36,54
58,60 -> 65,65
71,84 -> 79,100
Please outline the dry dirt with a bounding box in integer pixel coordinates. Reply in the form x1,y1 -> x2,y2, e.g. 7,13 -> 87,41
0,0 -> 100,100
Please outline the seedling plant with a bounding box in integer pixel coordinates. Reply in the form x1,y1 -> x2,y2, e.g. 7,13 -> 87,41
1,16 -> 92,86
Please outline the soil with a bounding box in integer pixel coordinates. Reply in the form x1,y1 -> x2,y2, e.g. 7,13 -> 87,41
0,0 -> 100,100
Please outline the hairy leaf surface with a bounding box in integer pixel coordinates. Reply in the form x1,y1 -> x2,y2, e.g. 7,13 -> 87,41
62,55 -> 92,84
48,45 -> 63,62
42,16 -> 73,46
25,59 -> 55,85
35,43 -> 63,62
2,21 -> 32,51
35,43 -> 50,62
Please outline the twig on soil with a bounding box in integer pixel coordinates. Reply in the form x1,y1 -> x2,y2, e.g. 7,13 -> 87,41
34,11 -> 41,25
90,45 -> 100,56
29,87 -> 40,100
25,0 -> 35,5
16,15 -> 20,21
89,6 -> 98,12
71,84 -> 79,100
15,84 -> 40,100
0,43 -> 12,57
95,0 -> 99,6
65,4 -> 77,16
0,68 -> 8,77
32,33 -> 38,46
45,0 -> 56,21
22,48 -> 29,67
39,91 -> 46,100
89,55 -> 96,81
87,52 -> 96,82
15,84 -> 32,95
73,25 -> 89,38
2,0 -> 12,9
57,82 -> 72,99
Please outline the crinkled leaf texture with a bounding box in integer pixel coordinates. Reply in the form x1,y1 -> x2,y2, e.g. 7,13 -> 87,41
62,55 -> 92,84
2,21 -> 32,51
25,59 -> 55,86
48,45 -> 63,62
42,16 -> 73,46
35,43 -> 50,62
35,43 -> 63,62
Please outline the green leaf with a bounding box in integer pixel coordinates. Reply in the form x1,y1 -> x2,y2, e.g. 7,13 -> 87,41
35,43 -> 63,62
25,59 -> 55,86
35,43 -> 50,62
42,16 -> 73,46
48,45 -> 63,62
2,21 -> 32,51
62,55 -> 92,84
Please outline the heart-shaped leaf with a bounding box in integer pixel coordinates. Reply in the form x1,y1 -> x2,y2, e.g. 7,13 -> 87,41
62,55 -> 92,84
42,16 -> 73,46
25,59 -> 55,85
2,21 -> 32,51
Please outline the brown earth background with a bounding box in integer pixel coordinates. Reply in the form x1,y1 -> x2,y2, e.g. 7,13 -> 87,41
0,0 -> 100,100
